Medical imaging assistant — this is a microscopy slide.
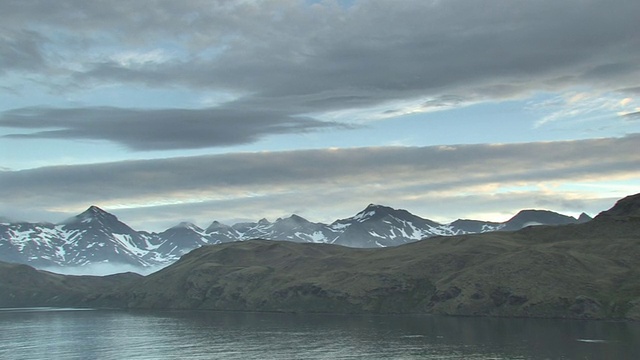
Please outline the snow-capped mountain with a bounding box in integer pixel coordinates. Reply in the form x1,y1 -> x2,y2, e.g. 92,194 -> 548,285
59,206 -> 160,267
329,204 -> 456,247
0,206 -> 161,268
236,214 -> 339,244
152,222 -> 211,261
205,221 -> 240,242
0,204 -> 592,272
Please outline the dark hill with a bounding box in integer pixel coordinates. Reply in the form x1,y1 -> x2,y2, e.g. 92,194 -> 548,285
501,210 -> 582,231
0,262 -> 141,308
90,194 -> 640,319
595,193 -> 640,219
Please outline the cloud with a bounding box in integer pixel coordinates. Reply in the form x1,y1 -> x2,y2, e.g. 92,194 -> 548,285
1,134 -> 638,229
621,110 -> 640,119
42,263 -> 165,276
0,29 -> 48,74
531,91 -> 640,128
0,106 -> 350,150
1,0 -> 639,120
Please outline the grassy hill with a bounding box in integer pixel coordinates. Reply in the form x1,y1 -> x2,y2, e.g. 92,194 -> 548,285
0,262 -> 141,308
85,194 -> 640,319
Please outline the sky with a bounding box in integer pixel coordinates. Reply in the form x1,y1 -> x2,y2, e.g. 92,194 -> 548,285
1,0 -> 639,231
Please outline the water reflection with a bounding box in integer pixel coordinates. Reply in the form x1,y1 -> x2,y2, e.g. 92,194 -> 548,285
0,308 -> 638,359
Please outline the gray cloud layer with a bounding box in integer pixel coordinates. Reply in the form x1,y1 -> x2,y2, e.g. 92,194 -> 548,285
62,0 -> 640,103
0,106 -> 349,150
2,134 -> 638,229
1,1 -> 639,150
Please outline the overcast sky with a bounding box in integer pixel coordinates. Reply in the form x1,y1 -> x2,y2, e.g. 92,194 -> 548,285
1,0 -> 639,231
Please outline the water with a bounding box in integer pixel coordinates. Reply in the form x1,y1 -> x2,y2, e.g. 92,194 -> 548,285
0,308 -> 638,359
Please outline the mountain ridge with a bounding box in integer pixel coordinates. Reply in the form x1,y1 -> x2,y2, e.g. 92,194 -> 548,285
1,192 -> 638,320
0,203 -> 592,273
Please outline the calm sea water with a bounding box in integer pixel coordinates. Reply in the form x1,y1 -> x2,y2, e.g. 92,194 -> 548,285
0,308 -> 638,359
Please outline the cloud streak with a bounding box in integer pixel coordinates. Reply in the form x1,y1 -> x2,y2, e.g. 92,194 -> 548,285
0,106 -> 350,150
1,134 -> 638,229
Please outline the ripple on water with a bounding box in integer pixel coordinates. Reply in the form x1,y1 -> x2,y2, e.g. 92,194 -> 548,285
0,309 -> 638,360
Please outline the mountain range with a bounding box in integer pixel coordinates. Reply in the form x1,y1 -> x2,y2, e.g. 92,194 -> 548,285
0,193 -> 638,321
0,204 -> 591,272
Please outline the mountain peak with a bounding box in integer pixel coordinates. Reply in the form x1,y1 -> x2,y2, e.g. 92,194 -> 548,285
272,214 -> 313,227
70,206 -> 117,222
503,209 -> 582,231
577,212 -> 592,223
86,205 -> 108,214
205,220 -> 238,233
285,214 -> 308,222
353,204 -> 424,224
206,220 -> 225,229
352,204 -> 392,220
364,203 -> 391,211
60,206 -> 129,231
171,222 -> 203,232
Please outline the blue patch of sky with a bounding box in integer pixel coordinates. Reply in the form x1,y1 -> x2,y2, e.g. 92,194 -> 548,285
237,95 -> 635,154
